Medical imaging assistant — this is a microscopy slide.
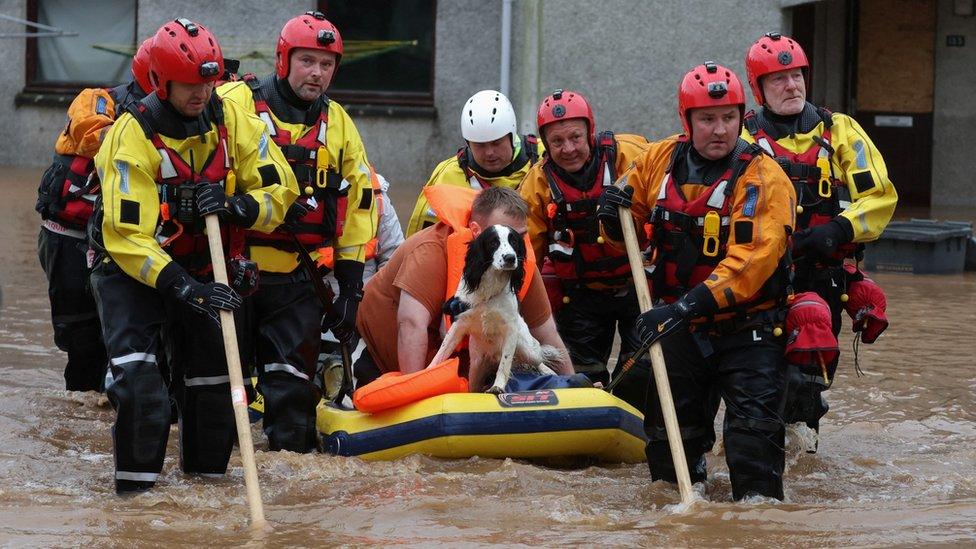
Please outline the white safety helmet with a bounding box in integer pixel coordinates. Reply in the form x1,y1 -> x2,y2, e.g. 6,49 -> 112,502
460,90 -> 518,143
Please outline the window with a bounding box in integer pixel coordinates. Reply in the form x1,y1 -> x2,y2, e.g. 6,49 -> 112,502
319,0 -> 436,106
24,0 -> 137,95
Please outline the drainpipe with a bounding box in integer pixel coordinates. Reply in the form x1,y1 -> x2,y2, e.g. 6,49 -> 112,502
500,0 -> 513,96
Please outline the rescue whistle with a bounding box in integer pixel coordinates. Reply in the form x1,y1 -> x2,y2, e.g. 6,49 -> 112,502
702,211 -> 721,257
796,204 -> 804,214
817,156 -> 832,198
304,185 -> 314,196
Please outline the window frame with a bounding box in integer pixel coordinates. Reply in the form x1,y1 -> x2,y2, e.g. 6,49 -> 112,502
22,0 -> 139,96
317,0 -> 436,107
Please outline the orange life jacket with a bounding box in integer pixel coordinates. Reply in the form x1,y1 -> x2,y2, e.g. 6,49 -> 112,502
423,185 -> 535,332
351,357 -> 468,413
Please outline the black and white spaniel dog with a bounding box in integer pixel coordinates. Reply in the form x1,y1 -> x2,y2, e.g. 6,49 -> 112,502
428,224 -> 562,393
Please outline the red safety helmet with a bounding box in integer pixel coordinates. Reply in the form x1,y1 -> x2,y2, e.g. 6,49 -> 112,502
677,61 -> 746,136
745,32 -> 809,106
131,37 -> 153,94
785,291 -> 839,368
276,11 -> 344,79
148,18 -> 223,100
536,89 -> 596,146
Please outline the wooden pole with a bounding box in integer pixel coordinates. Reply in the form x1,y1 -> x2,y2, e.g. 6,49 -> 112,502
617,205 -> 695,505
204,214 -> 267,527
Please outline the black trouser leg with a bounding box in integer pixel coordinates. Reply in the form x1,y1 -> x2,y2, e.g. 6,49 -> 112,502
714,326 -> 787,500
38,229 -> 107,391
91,261 -> 169,494
643,329 -> 718,485
170,302 -> 242,475
252,277 -> 322,453
611,285 -> 651,411
785,265 -> 845,428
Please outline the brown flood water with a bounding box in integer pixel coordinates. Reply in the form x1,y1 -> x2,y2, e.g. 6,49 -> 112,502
1,165 -> 975,546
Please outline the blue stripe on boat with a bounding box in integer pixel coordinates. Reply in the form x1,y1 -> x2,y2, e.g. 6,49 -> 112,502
323,406 -> 647,456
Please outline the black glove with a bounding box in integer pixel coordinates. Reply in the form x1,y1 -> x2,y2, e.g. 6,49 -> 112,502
792,218 -> 854,260
442,296 -> 469,321
635,284 -> 715,346
323,260 -> 364,344
281,199 -> 314,232
194,182 -> 227,217
227,255 -> 259,297
597,184 -> 634,241
157,262 -> 242,323
225,194 -> 259,227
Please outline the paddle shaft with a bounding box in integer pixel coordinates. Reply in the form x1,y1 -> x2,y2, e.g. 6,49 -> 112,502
205,214 -> 266,527
617,205 -> 694,505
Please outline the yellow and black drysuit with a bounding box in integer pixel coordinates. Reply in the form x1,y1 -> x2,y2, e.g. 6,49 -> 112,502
218,74 -> 378,452
405,134 -> 542,236
519,132 -> 650,396
742,102 -> 897,431
599,136 -> 796,500
91,91 -> 297,493
36,80 -> 146,391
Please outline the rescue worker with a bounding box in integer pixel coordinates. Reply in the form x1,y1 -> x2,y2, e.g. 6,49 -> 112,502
356,186 -> 574,385
35,38 -> 153,391
597,62 -> 796,500
405,90 -> 543,236
90,18 -> 297,493
742,32 -> 897,445
217,11 -> 378,453
519,89 -> 650,403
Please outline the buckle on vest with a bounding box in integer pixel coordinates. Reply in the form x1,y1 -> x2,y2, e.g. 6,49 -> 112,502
817,156 -> 832,198
316,145 -> 331,188
702,211 -> 720,257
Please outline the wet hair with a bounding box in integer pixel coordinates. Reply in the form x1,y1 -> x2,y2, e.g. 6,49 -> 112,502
470,186 -> 527,225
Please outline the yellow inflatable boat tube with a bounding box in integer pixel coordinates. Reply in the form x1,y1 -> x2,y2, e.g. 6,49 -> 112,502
316,388 -> 647,463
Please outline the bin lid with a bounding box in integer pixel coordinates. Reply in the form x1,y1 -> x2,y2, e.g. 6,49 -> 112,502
879,219 -> 973,243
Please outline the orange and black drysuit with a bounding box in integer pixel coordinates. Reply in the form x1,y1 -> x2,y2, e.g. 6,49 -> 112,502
91,91 -> 297,493
35,80 -> 146,391
607,135 -> 796,500
742,102 -> 897,430
218,74 -> 378,452
520,132 -> 650,392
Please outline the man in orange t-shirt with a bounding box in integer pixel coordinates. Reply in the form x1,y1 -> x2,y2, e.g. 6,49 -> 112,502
356,187 -> 572,386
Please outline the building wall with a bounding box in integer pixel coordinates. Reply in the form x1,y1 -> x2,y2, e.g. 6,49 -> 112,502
932,0 -> 976,207
0,0 -> 65,167
4,0 -> 972,207
509,0 -> 789,145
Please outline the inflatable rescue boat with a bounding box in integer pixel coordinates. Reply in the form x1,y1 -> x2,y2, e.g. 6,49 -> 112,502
316,388 -> 648,463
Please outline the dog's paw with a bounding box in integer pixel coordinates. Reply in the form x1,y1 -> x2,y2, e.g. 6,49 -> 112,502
485,384 -> 505,395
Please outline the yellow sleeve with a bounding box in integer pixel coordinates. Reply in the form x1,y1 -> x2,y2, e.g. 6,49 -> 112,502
223,98 -> 298,233
406,156 -> 466,236
704,155 -> 795,308
331,103 -> 378,263
94,115 -> 174,287
216,81 -> 257,113
831,113 -> 897,242
518,164 -> 553,266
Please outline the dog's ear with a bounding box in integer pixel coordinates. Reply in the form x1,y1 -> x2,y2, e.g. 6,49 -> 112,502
463,226 -> 496,292
508,228 -> 526,294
